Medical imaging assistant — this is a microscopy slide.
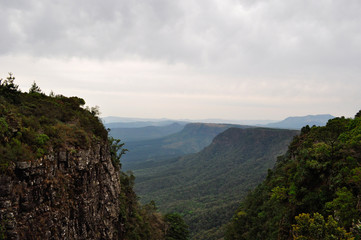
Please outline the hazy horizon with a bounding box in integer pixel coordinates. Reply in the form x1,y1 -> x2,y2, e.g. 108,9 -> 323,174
102,115 -> 278,125
101,113 -> 338,126
1,1 -> 360,120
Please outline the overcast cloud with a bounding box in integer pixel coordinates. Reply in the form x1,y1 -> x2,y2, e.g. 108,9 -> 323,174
1,0 -> 360,120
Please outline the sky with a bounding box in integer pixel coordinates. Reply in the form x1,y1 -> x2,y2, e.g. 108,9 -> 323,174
1,0 -> 361,121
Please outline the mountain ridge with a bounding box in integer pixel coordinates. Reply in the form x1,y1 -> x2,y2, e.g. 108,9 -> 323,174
262,114 -> 334,129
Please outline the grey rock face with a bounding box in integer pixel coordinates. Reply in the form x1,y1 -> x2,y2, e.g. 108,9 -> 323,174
0,143 -> 122,240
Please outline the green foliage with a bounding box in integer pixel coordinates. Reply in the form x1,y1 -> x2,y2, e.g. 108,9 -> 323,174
118,171 -> 167,240
29,81 -> 42,94
0,73 -> 20,104
271,186 -> 288,201
164,213 -> 190,240
0,73 -> 18,92
109,136 -> 128,168
292,213 -> 354,240
0,74 -> 107,168
226,114 -> 361,240
35,133 -> 49,146
325,187 -> 359,229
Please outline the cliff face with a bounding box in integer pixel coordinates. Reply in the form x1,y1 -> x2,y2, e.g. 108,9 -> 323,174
0,77 -> 180,240
0,143 -> 122,240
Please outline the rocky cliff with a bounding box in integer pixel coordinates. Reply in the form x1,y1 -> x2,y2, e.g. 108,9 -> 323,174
0,78 -> 126,239
0,143 -> 122,239
0,75 -> 182,240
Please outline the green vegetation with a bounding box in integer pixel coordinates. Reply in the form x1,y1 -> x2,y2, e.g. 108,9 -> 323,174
165,213 -> 190,240
118,171 -> 168,240
132,127 -> 298,239
109,136 -> 128,168
0,74 -> 189,240
117,169 -> 191,240
292,213 -> 354,240
226,113 -> 361,239
0,73 -> 107,170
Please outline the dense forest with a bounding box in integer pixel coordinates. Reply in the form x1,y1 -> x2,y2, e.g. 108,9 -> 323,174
0,74 -> 189,240
132,127 -> 298,239
226,112 -> 361,239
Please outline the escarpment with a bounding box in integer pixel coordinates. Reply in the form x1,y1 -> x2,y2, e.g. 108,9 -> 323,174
0,79 -> 126,239
0,77 -> 170,240
0,143 -> 122,239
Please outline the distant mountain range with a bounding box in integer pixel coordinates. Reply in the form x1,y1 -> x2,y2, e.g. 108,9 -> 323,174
106,114 -> 335,170
102,116 -> 175,124
261,114 -> 334,129
102,116 -> 276,126
105,120 -> 188,129
103,114 -> 335,131
108,123 -> 185,142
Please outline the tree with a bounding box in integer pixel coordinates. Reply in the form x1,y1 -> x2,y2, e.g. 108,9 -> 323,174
29,81 -> 42,94
0,73 -> 20,103
108,136 -> 128,168
355,110 -> 361,118
1,73 -> 18,91
164,213 -> 189,240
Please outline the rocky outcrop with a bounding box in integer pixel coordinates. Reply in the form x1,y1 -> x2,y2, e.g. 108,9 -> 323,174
0,143 -> 122,240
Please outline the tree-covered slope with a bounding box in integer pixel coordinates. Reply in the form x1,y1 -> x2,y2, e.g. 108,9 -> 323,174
122,123 -> 250,169
133,127 -> 298,239
226,112 -> 361,240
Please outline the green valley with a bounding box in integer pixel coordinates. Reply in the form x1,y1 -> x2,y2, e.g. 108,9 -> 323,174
131,127 -> 298,239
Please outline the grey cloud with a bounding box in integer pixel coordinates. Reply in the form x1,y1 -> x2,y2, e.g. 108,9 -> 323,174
1,0 -> 361,77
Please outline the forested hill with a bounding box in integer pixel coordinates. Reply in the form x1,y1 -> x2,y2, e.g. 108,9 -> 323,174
122,122 -> 251,169
133,127 -> 298,239
226,112 -> 361,240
